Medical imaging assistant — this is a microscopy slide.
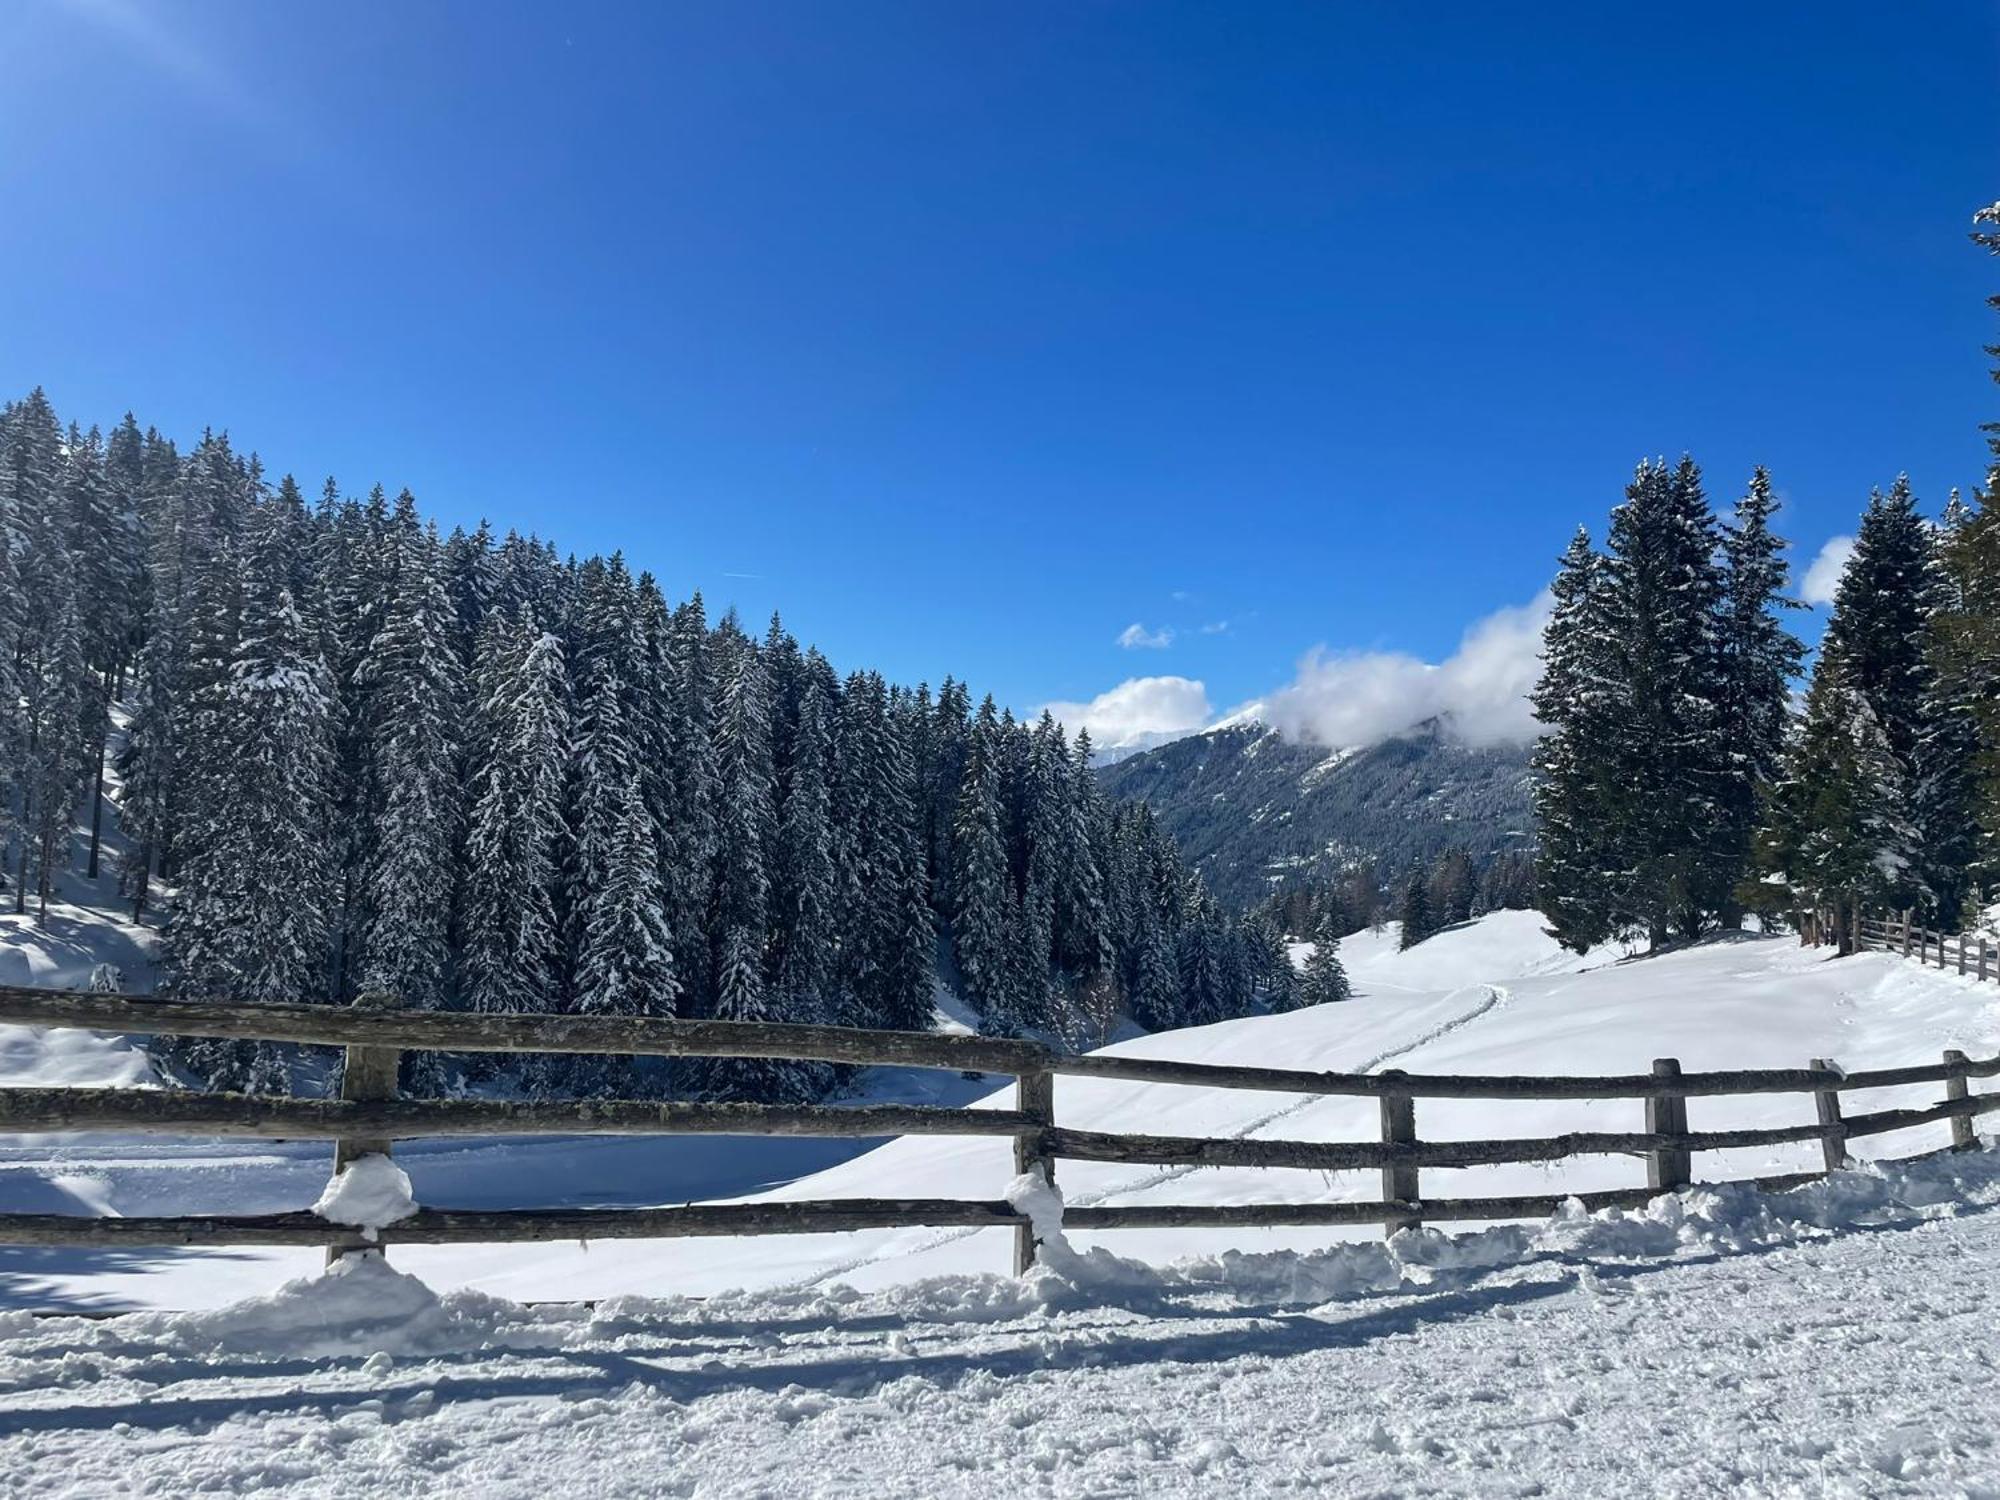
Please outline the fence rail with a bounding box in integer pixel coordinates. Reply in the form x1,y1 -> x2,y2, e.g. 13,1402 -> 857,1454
0,987 -> 1990,1275
1854,912 -> 1999,983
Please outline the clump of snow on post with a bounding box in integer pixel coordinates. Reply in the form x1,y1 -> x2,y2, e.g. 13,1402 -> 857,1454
312,1152 -> 418,1242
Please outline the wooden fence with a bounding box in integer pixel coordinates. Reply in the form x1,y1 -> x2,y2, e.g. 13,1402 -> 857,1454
1854,911 -> 1999,984
0,985 -> 1993,1276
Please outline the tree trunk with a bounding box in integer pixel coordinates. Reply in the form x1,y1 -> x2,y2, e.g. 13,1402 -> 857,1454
84,673 -> 112,881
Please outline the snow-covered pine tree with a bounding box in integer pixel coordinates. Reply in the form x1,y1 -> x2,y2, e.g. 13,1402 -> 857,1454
1245,911 -> 1297,1011
459,622 -> 570,1033
879,685 -> 939,1034
1811,478 -> 1946,918
1531,527 -> 1626,951
1425,848 -> 1476,928
573,768 -> 677,1095
560,555 -> 647,1007
1296,924 -> 1352,1006
1765,640 -> 1920,951
356,517 -> 466,1075
702,631 -> 788,1097
765,650 -> 838,1098
0,403 -> 28,884
62,422 -> 143,881
952,700 -> 1020,1033
1715,467 -> 1806,923
11,425 -> 90,919
1175,885 -> 1233,1025
1014,712 -> 1068,1030
161,494 -> 337,1091
1599,457 -> 1733,946
660,592 -> 718,1018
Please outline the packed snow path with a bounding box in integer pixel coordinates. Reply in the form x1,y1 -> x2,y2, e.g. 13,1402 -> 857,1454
5,1152 -> 2000,1496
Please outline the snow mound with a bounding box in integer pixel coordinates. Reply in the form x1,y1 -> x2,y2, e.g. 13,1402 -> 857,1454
312,1153 -> 418,1241
140,1252 -> 540,1359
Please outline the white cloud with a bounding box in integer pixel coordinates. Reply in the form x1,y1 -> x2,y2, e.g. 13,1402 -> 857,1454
1255,592 -> 1554,750
1198,620 -> 1231,635
1041,676 -> 1213,751
1800,535 -> 1855,607
1116,622 -> 1174,650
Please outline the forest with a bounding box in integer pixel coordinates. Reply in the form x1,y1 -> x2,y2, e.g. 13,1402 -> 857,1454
1530,208 -> 2000,953
0,397 -> 1312,1100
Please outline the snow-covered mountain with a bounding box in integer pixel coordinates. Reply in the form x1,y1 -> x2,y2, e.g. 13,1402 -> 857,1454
1096,716 -> 1534,904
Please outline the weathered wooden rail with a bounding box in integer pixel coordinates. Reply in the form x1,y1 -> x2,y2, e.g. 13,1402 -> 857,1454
0,984 -> 1992,1276
1855,912 -> 1999,984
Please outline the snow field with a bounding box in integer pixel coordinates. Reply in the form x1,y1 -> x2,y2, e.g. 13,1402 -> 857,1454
6,1147 -> 2000,1495
0,910 -> 1995,1314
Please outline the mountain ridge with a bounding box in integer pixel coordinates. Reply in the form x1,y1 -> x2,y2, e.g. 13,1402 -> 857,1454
1095,716 -> 1535,906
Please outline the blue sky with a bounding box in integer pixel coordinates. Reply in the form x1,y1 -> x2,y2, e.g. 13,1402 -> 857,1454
3,2 -> 1996,746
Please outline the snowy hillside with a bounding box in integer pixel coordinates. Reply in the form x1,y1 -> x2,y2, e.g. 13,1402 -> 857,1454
2,910 -> 1996,1315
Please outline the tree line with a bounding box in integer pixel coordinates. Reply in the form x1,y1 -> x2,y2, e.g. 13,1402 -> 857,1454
1253,848 -> 1537,957
1532,209 -> 2000,952
0,394 -> 1311,1099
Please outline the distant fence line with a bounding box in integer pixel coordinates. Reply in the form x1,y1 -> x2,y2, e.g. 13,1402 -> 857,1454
0,985 -> 1991,1274
1847,911 -> 1999,984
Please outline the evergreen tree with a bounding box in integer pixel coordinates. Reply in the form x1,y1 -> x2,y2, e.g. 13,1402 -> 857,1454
952,705 -> 1019,1032
459,624 -> 569,1022
162,498 -> 337,1090
356,519 -> 465,1018
1600,457 -> 1733,946
765,652 -> 838,1097
1765,641 -> 1919,950
574,768 -> 678,1094
1807,479 -> 1944,917
705,633 -> 784,1094
1715,467 -> 1805,921
1531,528 -> 1625,950
1397,870 -> 1436,950
1296,925 -> 1352,1006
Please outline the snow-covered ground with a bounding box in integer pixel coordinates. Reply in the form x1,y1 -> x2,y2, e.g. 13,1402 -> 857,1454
3,910 -> 2000,1492
7,1149 -> 2000,1495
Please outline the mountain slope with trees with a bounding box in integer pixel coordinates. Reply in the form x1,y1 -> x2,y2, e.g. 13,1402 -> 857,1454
1095,717 -> 1533,909
0,394 -> 1312,1102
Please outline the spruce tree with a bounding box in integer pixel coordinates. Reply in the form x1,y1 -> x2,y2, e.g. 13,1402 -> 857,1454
161,497 -> 337,1091
460,623 -> 569,1023
1765,641 -> 1919,950
1530,528 -> 1625,950
1716,467 -> 1805,922
1397,870 -> 1436,950
1600,457 -> 1732,946
952,705 -> 1019,1032
356,519 -> 465,1017
1296,925 -> 1352,1006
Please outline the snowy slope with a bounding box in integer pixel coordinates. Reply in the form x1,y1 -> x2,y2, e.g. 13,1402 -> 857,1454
2,911 -> 1996,1315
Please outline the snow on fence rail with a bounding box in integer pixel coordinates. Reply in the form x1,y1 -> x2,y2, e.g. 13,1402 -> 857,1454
0,984 -> 1994,1274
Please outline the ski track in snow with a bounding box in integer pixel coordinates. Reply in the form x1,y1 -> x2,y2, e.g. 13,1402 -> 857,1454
787,984 -> 1512,1291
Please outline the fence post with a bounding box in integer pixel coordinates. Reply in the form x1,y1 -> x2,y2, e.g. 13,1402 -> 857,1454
1957,934 -> 1968,976
1012,1069 -> 1056,1274
1378,1069 -> 1420,1235
1809,1057 -> 1847,1175
1982,940 -> 1993,985
1644,1057 -> 1691,1191
1944,1049 -> 1977,1152
1902,909 -> 1913,957
326,993 -> 405,1266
